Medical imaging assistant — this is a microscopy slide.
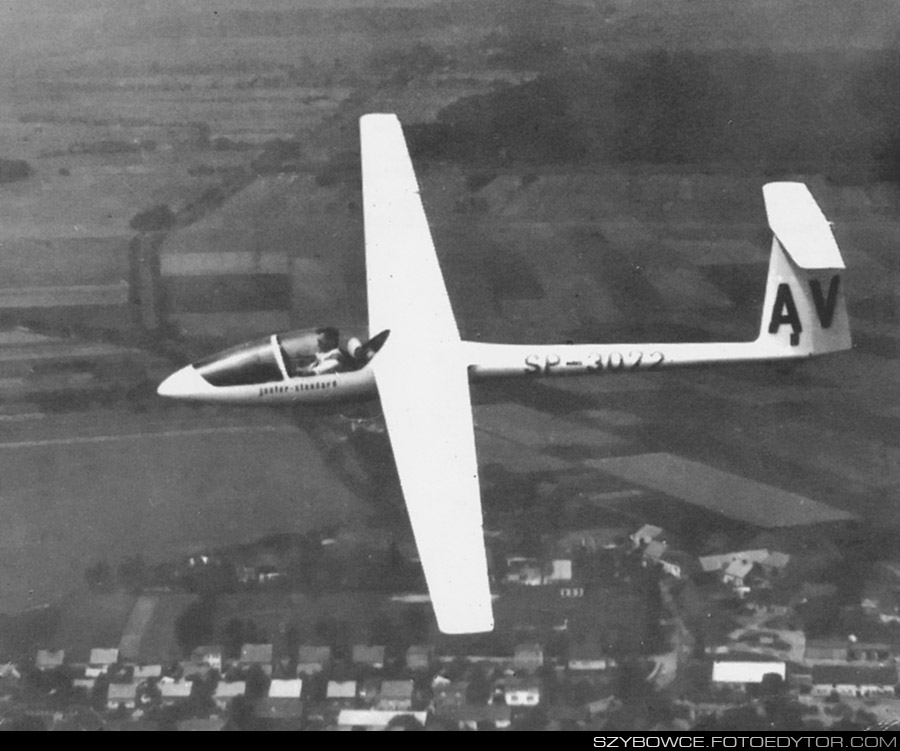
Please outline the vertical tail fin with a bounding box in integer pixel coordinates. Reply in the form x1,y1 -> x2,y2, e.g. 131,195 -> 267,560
756,183 -> 851,356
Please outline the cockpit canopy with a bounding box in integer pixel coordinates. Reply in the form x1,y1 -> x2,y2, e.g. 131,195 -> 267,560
194,328 -> 388,388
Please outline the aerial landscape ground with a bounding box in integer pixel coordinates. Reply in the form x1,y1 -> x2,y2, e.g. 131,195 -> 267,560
0,0 -> 900,731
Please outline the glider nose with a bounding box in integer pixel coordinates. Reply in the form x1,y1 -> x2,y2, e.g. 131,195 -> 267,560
157,365 -> 209,399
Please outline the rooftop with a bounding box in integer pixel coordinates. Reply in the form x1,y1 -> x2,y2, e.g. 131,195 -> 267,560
812,665 -> 898,686
712,661 -> 786,683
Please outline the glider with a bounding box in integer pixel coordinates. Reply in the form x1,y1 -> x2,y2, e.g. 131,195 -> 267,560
158,114 -> 852,634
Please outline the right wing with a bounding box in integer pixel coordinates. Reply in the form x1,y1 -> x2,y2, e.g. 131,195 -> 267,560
360,113 -> 493,634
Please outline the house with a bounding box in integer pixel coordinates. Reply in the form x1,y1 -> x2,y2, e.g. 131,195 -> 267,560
352,645 -> 385,670
159,679 -> 192,705
630,524 -> 664,547
405,645 -> 433,672
296,645 -> 331,676
657,551 -> 700,580
239,643 -> 273,674
712,661 -> 786,688
568,644 -> 613,672
811,665 -> 899,698
35,649 -> 65,671
514,643 -> 544,672
190,645 -> 223,671
269,678 -> 303,700
699,550 -> 770,574
326,680 -> 357,706
214,680 -> 246,709
336,710 -> 428,730
723,558 -> 755,591
87,647 -> 118,676
107,681 -> 140,711
377,680 -> 414,711
503,558 -> 543,586
499,677 -> 542,707
439,705 -> 512,731
544,559 -> 572,583
255,679 -> 303,721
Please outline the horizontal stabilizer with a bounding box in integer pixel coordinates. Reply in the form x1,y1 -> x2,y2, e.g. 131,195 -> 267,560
762,182 -> 844,270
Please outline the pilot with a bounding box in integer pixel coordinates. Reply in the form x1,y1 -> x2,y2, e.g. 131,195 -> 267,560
301,327 -> 344,376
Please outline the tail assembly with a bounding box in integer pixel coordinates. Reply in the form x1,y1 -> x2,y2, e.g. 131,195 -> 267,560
756,182 -> 851,357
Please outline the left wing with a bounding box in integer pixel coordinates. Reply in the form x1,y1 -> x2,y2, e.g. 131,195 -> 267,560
360,113 -> 493,634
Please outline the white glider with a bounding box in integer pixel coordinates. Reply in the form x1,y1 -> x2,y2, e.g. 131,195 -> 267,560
158,114 -> 852,634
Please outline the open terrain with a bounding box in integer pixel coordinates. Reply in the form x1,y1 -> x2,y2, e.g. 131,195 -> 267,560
1,0 -> 900,629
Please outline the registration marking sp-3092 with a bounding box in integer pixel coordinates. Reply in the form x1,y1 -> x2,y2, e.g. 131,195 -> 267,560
524,350 -> 665,374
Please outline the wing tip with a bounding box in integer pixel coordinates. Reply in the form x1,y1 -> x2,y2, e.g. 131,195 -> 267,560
437,613 -> 495,635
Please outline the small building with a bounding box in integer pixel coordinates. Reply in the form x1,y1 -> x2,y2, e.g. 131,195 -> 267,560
214,680 -> 246,709
811,665 -> 898,698
159,679 -> 192,704
352,644 -> 385,670
296,645 -> 331,676
240,643 -> 273,674
631,524 -> 664,547
190,645 -> 223,671
657,551 -> 699,580
723,558 -> 755,590
35,649 -> 65,671
107,681 -> 140,711
503,559 -> 543,586
405,645 -> 433,672
699,550 -> 770,574
544,559 -> 572,583
336,710 -> 428,730
514,643 -> 544,672
87,648 -> 119,676
326,680 -> 357,706
499,677 -> 541,707
712,661 -> 786,687
568,644 -> 613,672
256,679 -> 303,721
377,680 -> 414,711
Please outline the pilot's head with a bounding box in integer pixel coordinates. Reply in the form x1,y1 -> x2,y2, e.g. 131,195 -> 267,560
316,327 -> 340,351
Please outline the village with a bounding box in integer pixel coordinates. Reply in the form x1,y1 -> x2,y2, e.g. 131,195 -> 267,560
2,503 -> 900,731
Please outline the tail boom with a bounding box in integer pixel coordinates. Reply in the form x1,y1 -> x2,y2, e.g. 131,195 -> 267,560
465,182 -> 851,379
